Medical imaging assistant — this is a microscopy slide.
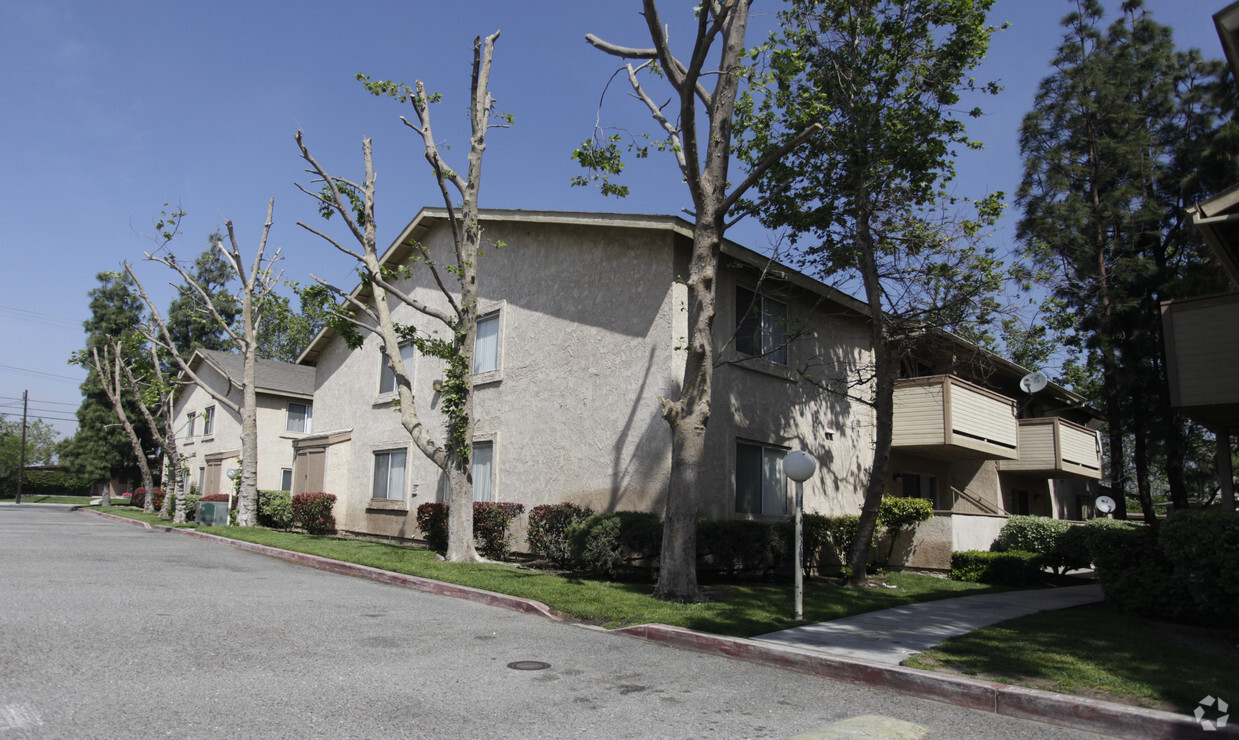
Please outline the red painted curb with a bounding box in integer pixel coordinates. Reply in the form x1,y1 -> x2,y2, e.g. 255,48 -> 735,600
612,624 -> 1223,739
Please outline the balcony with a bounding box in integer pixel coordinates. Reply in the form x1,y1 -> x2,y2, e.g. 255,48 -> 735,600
998,417 -> 1102,480
1161,292 -> 1239,430
892,375 -> 1019,461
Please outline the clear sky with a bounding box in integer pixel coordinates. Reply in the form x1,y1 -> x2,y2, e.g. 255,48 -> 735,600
0,0 -> 1226,440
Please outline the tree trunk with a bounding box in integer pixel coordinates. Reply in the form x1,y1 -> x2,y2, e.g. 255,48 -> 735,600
845,214 -> 893,586
237,330 -> 260,527
1131,395 -> 1158,532
1101,353 -> 1128,519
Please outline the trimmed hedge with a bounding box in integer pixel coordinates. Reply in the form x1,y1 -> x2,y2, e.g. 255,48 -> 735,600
1,469 -> 93,496
567,512 -> 663,576
131,487 -> 165,511
950,550 -> 1043,586
995,514 -> 1100,574
698,519 -> 788,577
1159,509 -> 1239,624
258,490 -> 294,530
527,503 -> 594,565
291,493 -> 337,534
415,502 -> 526,560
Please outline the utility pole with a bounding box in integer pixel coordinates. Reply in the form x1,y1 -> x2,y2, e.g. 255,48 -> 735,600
16,390 -> 28,504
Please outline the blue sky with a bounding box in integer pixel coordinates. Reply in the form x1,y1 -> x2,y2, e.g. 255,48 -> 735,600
0,0 -> 1225,439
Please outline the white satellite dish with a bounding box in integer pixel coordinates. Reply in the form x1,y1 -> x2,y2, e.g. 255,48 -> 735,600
1019,371 -> 1049,394
1095,495 -> 1116,514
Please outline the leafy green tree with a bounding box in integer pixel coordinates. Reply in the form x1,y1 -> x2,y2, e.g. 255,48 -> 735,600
166,237 -> 240,355
0,417 -> 59,495
254,288 -> 329,363
60,270 -> 155,494
1016,0 -> 1237,523
737,0 -> 1003,585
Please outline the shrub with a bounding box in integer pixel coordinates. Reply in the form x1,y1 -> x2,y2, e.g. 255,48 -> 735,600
200,494 -> 231,502
291,493 -> 337,534
950,550 -> 1043,586
1157,509 -> 1239,625
994,514 -> 1091,574
258,490 -> 294,530
2,469 -> 93,496
130,487 -> 166,510
567,512 -> 662,576
527,503 -> 594,564
183,492 -> 201,521
416,502 -> 527,560
698,519 -> 787,577
1087,522 -> 1190,621
473,502 -> 525,560
878,497 -> 934,563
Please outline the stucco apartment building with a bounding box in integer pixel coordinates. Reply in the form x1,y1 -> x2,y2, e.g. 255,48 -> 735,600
283,208 -> 1102,570
172,349 -> 316,496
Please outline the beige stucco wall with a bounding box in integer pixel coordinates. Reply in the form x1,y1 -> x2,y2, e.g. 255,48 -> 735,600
171,362 -> 312,495
307,215 -> 875,542
308,218 -> 685,538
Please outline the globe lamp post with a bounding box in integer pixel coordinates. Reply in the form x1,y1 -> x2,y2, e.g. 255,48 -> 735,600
783,450 -> 817,621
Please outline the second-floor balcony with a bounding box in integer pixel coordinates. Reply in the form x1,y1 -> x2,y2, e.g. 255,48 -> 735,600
892,375 -> 1019,461
1161,291 -> 1239,430
998,417 -> 1102,480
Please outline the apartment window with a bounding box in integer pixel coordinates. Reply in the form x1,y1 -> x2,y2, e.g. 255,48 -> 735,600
735,441 -> 786,515
280,468 -> 293,492
286,402 -> 312,433
900,473 -> 939,508
186,412 -> 196,438
472,441 -> 495,502
372,449 -> 407,501
473,312 -> 500,375
379,343 -> 417,395
202,406 -> 215,436
736,287 -> 788,365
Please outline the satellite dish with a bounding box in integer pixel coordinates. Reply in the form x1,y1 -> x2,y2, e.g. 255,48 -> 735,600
1095,495 -> 1116,514
1019,371 -> 1049,395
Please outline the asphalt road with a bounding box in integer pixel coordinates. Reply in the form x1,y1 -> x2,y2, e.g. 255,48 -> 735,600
0,505 -> 1102,739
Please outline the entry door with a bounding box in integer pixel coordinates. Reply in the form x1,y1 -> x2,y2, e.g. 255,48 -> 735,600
204,461 -> 222,497
293,448 -> 325,495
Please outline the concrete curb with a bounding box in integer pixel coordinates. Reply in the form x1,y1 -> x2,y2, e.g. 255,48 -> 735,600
612,623 -> 1224,739
77,509 -> 1228,738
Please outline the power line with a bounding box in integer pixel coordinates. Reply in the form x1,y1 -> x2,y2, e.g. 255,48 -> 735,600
0,396 -> 79,406
0,411 -> 79,424
0,304 -> 83,329
0,364 -> 83,383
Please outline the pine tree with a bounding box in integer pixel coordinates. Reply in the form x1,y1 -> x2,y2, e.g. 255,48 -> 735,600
166,236 -> 240,355
1016,0 -> 1236,522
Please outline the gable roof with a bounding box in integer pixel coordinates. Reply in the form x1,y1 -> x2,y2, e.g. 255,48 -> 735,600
192,349 -> 315,399
295,207 -> 1091,415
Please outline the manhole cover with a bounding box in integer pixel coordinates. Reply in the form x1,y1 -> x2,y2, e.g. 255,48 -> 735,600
507,661 -> 551,671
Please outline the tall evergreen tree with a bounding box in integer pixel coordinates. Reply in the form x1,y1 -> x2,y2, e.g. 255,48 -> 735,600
254,288 -> 329,363
60,271 -> 155,490
1016,0 -> 1236,522
166,236 -> 240,355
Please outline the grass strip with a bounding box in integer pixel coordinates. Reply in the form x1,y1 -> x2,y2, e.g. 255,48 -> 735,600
905,603 -> 1239,713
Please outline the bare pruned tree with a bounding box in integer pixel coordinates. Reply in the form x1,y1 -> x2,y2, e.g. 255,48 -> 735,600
580,1 -> 820,601
80,339 -> 157,514
126,201 -> 283,526
295,32 -> 504,562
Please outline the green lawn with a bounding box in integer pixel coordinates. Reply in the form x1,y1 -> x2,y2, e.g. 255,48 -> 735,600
905,603 -> 1239,713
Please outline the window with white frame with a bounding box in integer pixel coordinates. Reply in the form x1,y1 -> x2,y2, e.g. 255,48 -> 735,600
900,473 -> 939,508
379,343 -> 416,395
202,406 -> 215,436
286,402 -> 312,433
472,441 -> 494,502
735,441 -> 786,515
735,286 -> 788,365
186,412 -> 196,438
372,449 -> 407,500
473,312 -> 500,375
280,468 -> 293,492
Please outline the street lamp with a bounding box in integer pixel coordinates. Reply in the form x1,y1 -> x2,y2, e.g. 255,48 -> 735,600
783,450 -> 817,621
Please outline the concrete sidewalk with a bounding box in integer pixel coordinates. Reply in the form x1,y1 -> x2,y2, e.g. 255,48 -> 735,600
752,583 -> 1104,665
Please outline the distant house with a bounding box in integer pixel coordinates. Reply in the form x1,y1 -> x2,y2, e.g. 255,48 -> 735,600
292,208 -> 1102,569
1159,1 -> 1239,510
171,349 -> 315,496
